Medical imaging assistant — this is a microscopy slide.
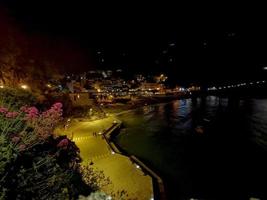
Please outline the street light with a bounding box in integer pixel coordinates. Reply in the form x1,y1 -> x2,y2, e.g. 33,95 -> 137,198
21,84 -> 28,90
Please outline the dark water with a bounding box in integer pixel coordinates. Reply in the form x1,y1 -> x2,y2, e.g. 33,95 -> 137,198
115,96 -> 267,200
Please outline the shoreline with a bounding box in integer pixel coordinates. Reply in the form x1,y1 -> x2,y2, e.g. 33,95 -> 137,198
103,119 -> 167,200
104,95 -> 190,116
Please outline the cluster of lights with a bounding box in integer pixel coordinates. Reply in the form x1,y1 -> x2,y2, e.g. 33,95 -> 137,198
0,84 -> 30,90
188,86 -> 201,91
207,80 -> 266,91
129,88 -> 138,92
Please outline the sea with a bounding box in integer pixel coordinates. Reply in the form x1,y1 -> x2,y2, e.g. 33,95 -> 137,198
115,96 -> 267,200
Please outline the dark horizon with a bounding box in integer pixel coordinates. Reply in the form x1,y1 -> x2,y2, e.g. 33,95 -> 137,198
1,1 -> 267,85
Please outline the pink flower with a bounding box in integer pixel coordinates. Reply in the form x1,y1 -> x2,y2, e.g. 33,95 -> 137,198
28,107 -> 39,114
18,144 -> 26,152
57,138 -> 69,149
11,136 -> 20,144
25,107 -> 39,120
52,102 -> 63,110
0,107 -> 8,114
5,111 -> 19,118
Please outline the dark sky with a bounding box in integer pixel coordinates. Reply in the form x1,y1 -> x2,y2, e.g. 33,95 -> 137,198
1,0 -> 267,84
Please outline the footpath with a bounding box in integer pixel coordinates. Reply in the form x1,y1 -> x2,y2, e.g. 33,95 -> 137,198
55,116 -> 154,200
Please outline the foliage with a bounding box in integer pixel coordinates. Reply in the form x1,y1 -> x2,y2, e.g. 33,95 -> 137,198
78,191 -> 111,200
0,9 -> 86,94
80,165 -> 111,191
81,166 -> 132,200
0,89 -> 120,199
0,103 -> 92,199
109,190 -> 133,200
0,87 -> 36,109
78,190 -> 133,200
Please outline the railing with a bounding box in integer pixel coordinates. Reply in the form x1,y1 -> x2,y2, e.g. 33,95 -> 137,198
130,155 -> 167,200
103,121 -> 167,200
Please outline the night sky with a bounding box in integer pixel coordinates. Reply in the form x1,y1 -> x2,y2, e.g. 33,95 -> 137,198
1,1 -> 267,85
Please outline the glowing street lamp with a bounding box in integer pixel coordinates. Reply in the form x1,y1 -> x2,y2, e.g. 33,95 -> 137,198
21,84 -> 29,90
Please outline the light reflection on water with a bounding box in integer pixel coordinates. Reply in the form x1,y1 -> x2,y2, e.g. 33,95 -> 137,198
249,99 -> 267,149
115,97 -> 267,199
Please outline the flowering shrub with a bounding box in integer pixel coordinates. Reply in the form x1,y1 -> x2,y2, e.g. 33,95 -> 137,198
0,102 -> 92,200
23,102 -> 63,140
0,102 -> 63,152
